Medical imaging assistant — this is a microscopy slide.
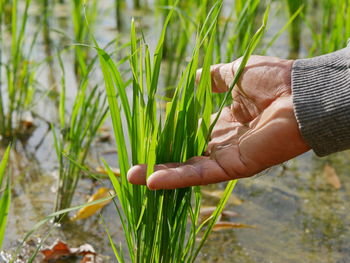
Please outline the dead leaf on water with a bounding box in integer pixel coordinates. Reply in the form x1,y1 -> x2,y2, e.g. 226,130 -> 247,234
323,164 -> 341,189
41,240 -> 103,263
98,125 -> 111,132
97,126 -> 112,142
41,240 -> 71,261
70,243 -> 96,255
70,187 -> 115,221
201,189 -> 243,205
200,206 -> 239,223
200,206 -> 222,222
222,210 -> 239,218
213,221 -> 256,231
98,132 -> 112,142
20,118 -> 34,130
96,166 -> 121,177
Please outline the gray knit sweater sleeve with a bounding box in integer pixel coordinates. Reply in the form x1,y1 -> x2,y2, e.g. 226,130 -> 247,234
292,47 -> 350,157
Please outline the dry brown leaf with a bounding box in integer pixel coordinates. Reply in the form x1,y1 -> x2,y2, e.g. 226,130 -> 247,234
213,221 -> 256,231
201,190 -> 243,205
20,113 -> 35,130
21,119 -> 35,129
323,164 -> 341,189
41,240 -> 72,261
97,126 -> 112,142
98,131 -> 112,142
200,206 -> 222,222
70,187 -> 115,221
41,240 -> 98,262
81,254 -> 97,263
71,243 -> 96,255
96,166 -> 121,177
222,210 -> 239,218
200,206 -> 239,223
98,125 -> 111,132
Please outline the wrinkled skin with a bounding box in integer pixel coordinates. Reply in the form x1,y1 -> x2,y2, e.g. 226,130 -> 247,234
127,55 -> 311,190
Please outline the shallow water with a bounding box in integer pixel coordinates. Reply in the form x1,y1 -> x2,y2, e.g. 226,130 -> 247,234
199,151 -> 350,263
2,0 -> 350,262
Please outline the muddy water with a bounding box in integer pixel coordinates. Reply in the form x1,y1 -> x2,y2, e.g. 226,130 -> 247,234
2,0 -> 350,262
199,151 -> 350,263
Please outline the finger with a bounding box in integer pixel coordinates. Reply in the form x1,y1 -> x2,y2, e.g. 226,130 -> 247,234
196,62 -> 235,93
146,155 -> 245,190
127,163 -> 181,185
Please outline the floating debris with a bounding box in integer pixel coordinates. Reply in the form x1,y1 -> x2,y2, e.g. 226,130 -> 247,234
323,164 -> 341,190
201,189 -> 243,205
97,126 -> 112,142
199,206 -> 239,223
95,166 -> 121,177
70,188 -> 115,221
41,240 -> 103,263
213,221 -> 256,231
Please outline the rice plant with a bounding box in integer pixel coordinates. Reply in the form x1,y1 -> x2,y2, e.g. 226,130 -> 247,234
41,0 -> 57,88
224,0 -> 261,61
211,0 -> 261,109
307,0 -> 350,56
52,56 -> 108,217
96,1 -> 269,262
285,0 -> 305,58
160,0 -> 217,89
0,145 -> 11,249
115,0 -> 126,30
134,0 -> 141,9
0,0 -> 38,140
71,0 -> 98,79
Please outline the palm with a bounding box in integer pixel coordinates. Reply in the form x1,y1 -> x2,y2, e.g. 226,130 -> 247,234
208,96 -> 308,179
127,56 -> 310,189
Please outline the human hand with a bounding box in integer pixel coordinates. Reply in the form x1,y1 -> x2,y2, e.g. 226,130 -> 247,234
127,55 -> 311,189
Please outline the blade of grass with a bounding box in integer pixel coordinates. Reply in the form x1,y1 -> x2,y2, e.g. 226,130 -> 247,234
0,145 -> 11,249
191,180 -> 237,262
14,194 -> 116,261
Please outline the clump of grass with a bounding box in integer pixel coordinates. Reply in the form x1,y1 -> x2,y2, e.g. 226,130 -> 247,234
285,0 -> 305,58
224,0 -> 261,60
115,0 -> 126,30
12,192 -> 116,263
52,56 -> 108,217
134,0 -> 141,9
307,0 -> 350,56
71,0 -> 98,79
97,1 -> 268,262
0,145 -> 11,249
211,0 -> 262,108
0,0 -> 38,140
159,0 -> 218,90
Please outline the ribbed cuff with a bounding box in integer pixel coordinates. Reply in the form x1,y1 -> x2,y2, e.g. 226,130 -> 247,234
292,47 -> 350,156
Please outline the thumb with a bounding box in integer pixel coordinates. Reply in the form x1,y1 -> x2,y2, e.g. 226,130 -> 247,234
196,62 -> 235,93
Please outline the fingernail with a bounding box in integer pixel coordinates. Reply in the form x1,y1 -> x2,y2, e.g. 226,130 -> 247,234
147,174 -> 158,190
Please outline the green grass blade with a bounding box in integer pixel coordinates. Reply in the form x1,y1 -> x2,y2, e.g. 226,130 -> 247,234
103,160 -> 136,262
262,5 -> 304,54
97,49 -> 130,176
13,194 -> 116,261
191,180 -> 237,262
0,174 -> 10,249
0,145 -> 11,190
101,215 -> 125,263
209,4 -> 270,137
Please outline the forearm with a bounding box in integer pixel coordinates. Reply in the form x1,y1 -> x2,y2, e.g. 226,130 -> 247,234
292,47 -> 350,156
